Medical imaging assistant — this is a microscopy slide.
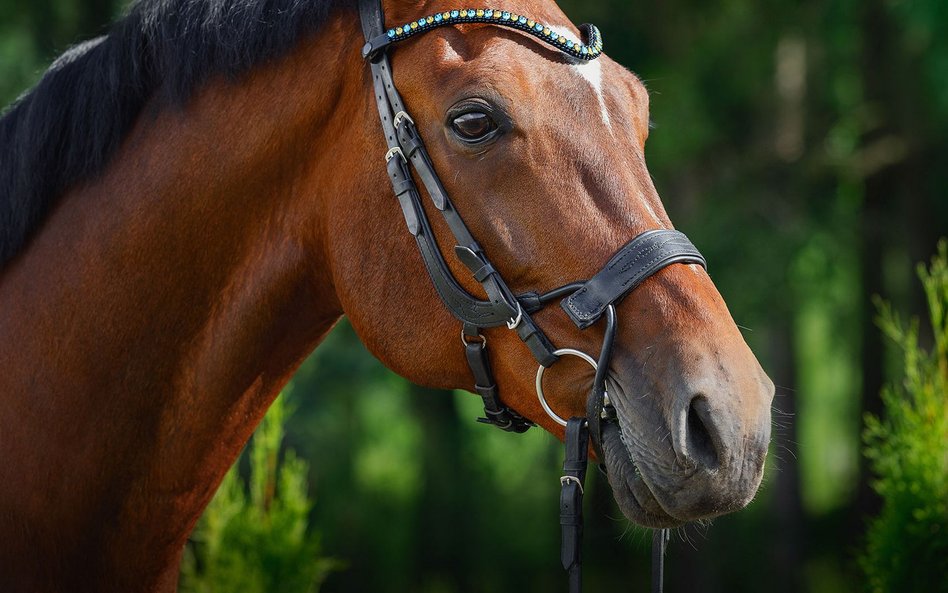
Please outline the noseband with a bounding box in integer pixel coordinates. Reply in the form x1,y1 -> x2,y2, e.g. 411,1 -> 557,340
358,2 -> 706,591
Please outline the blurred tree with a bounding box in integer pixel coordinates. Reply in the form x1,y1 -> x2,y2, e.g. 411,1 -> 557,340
854,0 -> 948,527
407,384 -> 475,593
0,0 -> 122,104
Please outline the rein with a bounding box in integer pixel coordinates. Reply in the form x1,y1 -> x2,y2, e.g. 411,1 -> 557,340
358,2 -> 706,590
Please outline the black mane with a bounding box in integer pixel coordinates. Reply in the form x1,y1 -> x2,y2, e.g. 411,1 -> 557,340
0,0 -> 348,268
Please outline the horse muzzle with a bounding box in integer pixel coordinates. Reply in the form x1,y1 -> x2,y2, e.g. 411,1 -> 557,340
601,353 -> 774,526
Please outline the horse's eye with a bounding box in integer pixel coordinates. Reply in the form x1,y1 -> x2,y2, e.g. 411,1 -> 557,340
451,111 -> 496,142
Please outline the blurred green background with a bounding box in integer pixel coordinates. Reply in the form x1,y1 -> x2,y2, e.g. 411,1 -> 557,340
2,0 -> 946,591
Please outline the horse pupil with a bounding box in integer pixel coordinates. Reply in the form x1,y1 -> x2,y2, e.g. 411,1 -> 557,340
454,112 -> 493,139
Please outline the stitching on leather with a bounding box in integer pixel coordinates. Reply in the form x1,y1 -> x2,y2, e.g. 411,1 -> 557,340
567,237 -> 666,317
566,235 -> 697,319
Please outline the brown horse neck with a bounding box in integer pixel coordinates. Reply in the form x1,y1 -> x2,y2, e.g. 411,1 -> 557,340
0,10 -> 375,592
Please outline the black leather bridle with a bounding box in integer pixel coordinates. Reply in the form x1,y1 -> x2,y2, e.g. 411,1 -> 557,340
358,2 -> 707,591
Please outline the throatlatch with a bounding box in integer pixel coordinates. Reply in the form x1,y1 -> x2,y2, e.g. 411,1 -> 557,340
358,2 -> 706,591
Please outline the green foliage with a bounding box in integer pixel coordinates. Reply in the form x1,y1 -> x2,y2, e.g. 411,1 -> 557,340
181,393 -> 338,593
861,241 -> 948,593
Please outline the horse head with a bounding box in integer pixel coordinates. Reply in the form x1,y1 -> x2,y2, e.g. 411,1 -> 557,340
331,0 -> 774,528
0,1 -> 774,588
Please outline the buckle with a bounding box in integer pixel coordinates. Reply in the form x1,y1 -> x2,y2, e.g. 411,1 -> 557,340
393,111 -> 415,128
460,328 -> 487,348
476,408 -> 534,433
505,302 -> 523,330
385,146 -> 406,163
560,475 -> 585,494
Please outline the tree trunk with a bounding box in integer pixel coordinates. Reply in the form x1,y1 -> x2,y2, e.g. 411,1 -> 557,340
768,321 -> 804,593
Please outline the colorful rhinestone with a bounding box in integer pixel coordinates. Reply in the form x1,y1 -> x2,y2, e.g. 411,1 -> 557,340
378,8 -> 603,61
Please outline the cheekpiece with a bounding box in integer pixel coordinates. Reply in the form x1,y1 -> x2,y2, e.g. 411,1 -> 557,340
384,8 -> 603,60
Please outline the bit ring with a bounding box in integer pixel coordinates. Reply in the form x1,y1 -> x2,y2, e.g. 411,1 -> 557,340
535,348 -> 598,427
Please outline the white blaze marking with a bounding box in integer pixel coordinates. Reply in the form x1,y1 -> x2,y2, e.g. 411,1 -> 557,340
552,24 -> 612,130
574,59 -> 611,129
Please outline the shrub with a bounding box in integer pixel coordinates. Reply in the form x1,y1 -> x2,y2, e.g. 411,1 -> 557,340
180,393 -> 338,593
861,240 -> 948,593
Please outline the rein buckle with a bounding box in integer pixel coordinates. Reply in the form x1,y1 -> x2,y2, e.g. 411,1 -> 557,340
560,475 -> 584,495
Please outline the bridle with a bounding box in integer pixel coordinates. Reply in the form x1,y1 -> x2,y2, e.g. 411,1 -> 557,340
358,2 -> 707,591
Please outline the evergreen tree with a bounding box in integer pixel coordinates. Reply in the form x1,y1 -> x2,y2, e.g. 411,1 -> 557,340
861,241 -> 948,593
181,393 -> 338,593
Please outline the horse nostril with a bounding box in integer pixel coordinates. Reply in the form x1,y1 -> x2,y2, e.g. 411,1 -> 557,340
686,396 -> 721,470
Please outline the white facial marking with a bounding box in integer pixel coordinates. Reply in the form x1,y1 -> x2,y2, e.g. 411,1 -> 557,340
575,59 -> 611,129
552,24 -> 612,130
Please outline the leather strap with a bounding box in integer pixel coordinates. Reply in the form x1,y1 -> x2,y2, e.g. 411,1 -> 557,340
464,325 -> 534,433
561,417 -> 589,593
652,528 -> 669,593
359,0 -> 555,438
358,0 -> 384,40
586,305 -> 617,465
364,11 -> 519,328
562,230 -> 706,329
361,0 -> 559,367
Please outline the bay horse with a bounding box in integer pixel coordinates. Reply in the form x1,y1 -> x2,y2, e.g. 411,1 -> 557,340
0,0 -> 774,591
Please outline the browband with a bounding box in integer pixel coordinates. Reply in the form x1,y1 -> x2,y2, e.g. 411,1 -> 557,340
362,7 -> 603,61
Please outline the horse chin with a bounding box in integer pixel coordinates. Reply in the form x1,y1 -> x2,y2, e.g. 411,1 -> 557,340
598,375 -> 693,528
599,422 -> 685,529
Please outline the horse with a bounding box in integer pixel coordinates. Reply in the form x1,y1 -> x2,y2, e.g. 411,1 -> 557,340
0,0 -> 774,591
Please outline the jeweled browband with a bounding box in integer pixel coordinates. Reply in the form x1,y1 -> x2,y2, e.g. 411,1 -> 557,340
361,7 -> 603,61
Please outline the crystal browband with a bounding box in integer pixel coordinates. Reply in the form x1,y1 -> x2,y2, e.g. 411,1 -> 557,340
361,8 -> 603,61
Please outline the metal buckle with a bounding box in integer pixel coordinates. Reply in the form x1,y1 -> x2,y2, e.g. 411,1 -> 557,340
505,302 -> 523,330
560,475 -> 585,494
393,111 -> 415,128
385,146 -> 406,163
460,328 -> 487,348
